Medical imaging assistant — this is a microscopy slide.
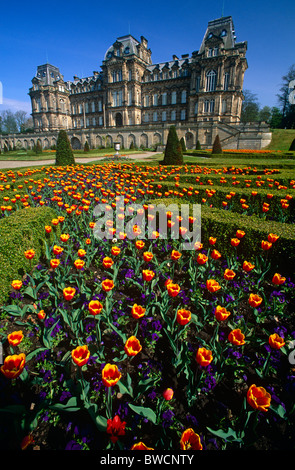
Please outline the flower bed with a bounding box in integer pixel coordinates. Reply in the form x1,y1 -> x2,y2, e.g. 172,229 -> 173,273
0,162 -> 294,451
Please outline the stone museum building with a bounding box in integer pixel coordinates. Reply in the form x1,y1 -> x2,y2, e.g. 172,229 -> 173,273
1,16 -> 271,151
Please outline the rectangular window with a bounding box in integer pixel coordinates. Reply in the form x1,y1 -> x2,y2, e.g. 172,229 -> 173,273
91,102 -> 95,112
92,117 -> 96,126
210,99 -> 215,113
144,113 -> 149,122
128,90 -> 132,106
98,116 -> 103,125
153,94 -> 158,106
171,91 -> 177,104
196,76 -> 200,92
204,100 -> 209,113
181,90 -> 187,103
85,102 -> 89,113
145,95 -> 150,107
171,110 -> 176,120
129,70 -> 132,81
153,111 -> 158,122
224,72 -> 229,91
98,101 -> 102,112
194,101 -> 198,114
180,109 -> 186,120
162,92 -> 167,105
162,111 -> 166,121
222,99 -> 227,113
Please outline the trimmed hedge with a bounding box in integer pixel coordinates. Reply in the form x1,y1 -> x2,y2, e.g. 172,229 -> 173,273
0,206 -> 60,305
148,197 -> 295,276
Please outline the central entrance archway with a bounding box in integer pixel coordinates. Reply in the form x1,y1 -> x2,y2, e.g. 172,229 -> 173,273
115,113 -> 123,127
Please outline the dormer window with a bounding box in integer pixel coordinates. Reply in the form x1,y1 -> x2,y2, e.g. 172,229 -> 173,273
221,29 -> 227,37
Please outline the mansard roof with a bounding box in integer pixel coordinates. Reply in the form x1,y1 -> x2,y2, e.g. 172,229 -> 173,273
104,34 -> 140,61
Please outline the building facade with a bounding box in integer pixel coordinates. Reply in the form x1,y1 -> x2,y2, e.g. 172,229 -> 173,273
0,16 -> 272,152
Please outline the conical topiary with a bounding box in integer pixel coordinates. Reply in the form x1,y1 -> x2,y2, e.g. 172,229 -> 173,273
196,139 -> 201,150
180,136 -> 186,152
163,125 -> 183,165
212,134 -> 223,154
55,130 -> 75,166
84,140 -> 90,152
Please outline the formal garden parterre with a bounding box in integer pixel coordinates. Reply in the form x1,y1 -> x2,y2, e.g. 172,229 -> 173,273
0,140 -> 295,451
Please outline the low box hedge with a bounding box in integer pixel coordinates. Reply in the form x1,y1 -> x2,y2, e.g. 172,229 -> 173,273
0,206 -> 60,305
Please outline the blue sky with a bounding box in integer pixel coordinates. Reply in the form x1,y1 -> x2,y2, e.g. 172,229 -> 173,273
0,0 -> 294,117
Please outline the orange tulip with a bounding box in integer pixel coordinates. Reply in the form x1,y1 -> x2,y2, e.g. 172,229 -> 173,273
196,347 -> 213,367
0,353 -> 26,379
214,305 -> 231,321
228,328 -> 245,346
162,388 -> 174,401
224,269 -> 236,280
269,333 -> 285,349
24,249 -> 35,260
243,261 -> 255,272
21,434 -> 35,450
11,280 -> 22,290
60,233 -> 70,242
88,300 -> 103,316
45,225 -> 52,234
143,251 -> 153,262
78,249 -> 86,258
131,442 -> 154,450
53,245 -> 63,256
180,428 -> 203,450
272,273 -> 286,285
211,249 -> 221,260
209,237 -> 217,245
102,279 -> 114,292
171,250 -> 182,261
63,287 -> 76,301
166,282 -> 181,297
176,308 -> 191,326
102,363 -> 121,387
248,293 -> 263,308
206,279 -> 221,293
131,304 -> 146,319
135,240 -> 145,249
38,310 -> 46,320
7,330 -> 24,346
261,240 -> 272,251
247,384 -> 271,412
197,253 -> 208,265
142,270 -> 155,282
268,233 -> 279,243
124,336 -> 142,357
111,246 -> 121,256
103,257 -> 114,269
71,345 -> 90,367
236,230 -> 245,239
74,259 -> 85,270
50,259 -> 60,269
230,238 -> 240,247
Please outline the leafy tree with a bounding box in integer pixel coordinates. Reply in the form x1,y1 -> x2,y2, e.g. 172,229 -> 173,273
55,130 -> 75,166
180,136 -> 186,152
212,134 -> 223,154
269,107 -> 283,129
277,64 -> 295,129
259,106 -> 271,123
241,90 -> 260,122
163,125 -> 183,165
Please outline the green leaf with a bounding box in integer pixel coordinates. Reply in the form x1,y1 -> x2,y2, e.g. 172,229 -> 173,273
128,404 -> 157,424
118,374 -> 133,397
50,397 -> 81,412
207,426 -> 244,442
26,347 -> 48,363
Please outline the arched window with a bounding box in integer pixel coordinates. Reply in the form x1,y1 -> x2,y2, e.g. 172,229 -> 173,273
206,70 -> 217,92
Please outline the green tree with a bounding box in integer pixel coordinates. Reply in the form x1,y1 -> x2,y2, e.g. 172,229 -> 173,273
212,134 -> 223,154
241,90 -> 260,122
277,64 -> 295,128
84,141 -> 90,152
163,125 -> 183,165
289,138 -> 295,151
259,106 -> 271,123
196,139 -> 201,150
55,130 -> 75,166
180,136 -> 186,152
269,107 -> 283,129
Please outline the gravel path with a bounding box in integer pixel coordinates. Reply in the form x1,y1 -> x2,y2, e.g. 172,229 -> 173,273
0,152 -> 158,169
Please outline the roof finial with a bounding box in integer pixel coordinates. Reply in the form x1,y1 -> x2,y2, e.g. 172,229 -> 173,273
221,0 -> 225,17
